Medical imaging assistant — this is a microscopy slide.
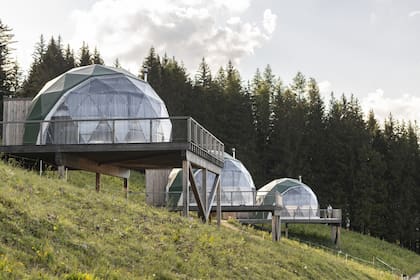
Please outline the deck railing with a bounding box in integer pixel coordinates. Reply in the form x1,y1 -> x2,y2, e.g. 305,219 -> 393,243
1,117 -> 224,164
146,189 -> 342,221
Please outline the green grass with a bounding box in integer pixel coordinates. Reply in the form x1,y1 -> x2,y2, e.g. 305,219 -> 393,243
0,160 -> 413,279
288,224 -> 420,276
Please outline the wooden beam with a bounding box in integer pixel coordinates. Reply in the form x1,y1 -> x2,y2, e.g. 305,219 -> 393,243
96,173 -> 101,192
188,164 -> 206,221
205,174 -> 220,221
182,160 -> 189,217
59,153 -> 130,179
186,150 -> 222,174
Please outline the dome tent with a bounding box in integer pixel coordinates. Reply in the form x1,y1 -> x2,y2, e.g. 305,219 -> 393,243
256,178 -> 319,218
166,152 -> 256,207
23,64 -> 171,145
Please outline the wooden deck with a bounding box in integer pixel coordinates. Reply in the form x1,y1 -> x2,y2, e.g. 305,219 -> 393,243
1,117 -> 225,224
0,117 -> 224,171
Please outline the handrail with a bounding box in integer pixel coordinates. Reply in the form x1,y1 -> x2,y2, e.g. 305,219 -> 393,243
0,116 -> 194,124
1,116 -> 224,164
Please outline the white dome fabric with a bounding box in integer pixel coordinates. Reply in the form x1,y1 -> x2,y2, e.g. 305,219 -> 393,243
39,66 -> 171,144
193,153 -> 256,206
257,178 -> 319,218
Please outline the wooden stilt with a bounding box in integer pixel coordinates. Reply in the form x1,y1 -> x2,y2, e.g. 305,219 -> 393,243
285,223 -> 289,239
96,173 -> 101,192
335,226 -> 341,247
271,215 -> 281,241
182,160 -> 189,217
58,165 -> 65,179
123,178 -> 128,199
216,177 -> 221,227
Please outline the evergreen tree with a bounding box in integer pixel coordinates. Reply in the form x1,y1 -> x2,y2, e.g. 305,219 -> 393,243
78,41 -> 91,66
0,20 -> 15,94
114,58 -> 121,68
251,65 -> 275,185
5,59 -> 22,93
21,36 -> 68,97
141,47 -> 162,93
0,19 -> 17,123
91,47 -> 104,65
194,57 -> 212,88
64,44 -> 75,70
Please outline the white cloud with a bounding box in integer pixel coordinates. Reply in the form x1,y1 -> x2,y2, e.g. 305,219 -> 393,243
409,10 -> 420,17
369,12 -> 377,24
70,0 -> 276,74
361,88 -> 420,123
263,9 -> 277,34
317,80 -> 333,104
318,80 -> 332,94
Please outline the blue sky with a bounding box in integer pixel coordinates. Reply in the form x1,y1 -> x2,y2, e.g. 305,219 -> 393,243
1,0 -> 420,122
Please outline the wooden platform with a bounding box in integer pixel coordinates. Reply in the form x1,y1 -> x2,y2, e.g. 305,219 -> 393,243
1,117 -> 225,224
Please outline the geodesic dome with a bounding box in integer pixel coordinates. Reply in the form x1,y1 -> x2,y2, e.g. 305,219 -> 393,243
166,153 -> 256,207
23,64 -> 171,145
256,178 -> 319,218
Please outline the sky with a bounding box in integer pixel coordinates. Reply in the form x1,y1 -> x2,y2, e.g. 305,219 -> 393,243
1,0 -> 420,123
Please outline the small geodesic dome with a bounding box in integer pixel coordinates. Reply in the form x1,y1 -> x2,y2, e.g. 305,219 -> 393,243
23,64 -> 171,144
166,153 -> 256,207
256,178 -> 319,218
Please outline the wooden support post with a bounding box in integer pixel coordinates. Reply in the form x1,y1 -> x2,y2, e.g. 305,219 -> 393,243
216,177 -> 221,227
39,160 -> 43,176
96,173 -> 101,192
285,223 -> 289,239
272,215 -> 281,241
335,226 -> 341,247
123,178 -> 128,199
278,217 -> 281,241
272,216 -> 276,241
182,160 -> 189,217
58,165 -> 65,180
202,168 -> 207,221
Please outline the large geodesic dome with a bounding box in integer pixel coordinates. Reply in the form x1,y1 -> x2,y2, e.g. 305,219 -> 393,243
166,153 -> 256,207
23,64 -> 171,145
256,178 -> 319,218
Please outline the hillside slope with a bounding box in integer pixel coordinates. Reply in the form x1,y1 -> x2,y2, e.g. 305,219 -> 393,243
0,160 -> 406,279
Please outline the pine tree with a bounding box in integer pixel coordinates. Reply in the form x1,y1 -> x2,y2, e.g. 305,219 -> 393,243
0,19 -> 17,123
91,47 -> 104,65
5,59 -> 22,93
141,47 -> 162,92
114,58 -> 121,68
0,19 -> 15,95
78,41 -> 91,66
64,44 -> 75,70
21,36 -> 68,97
251,65 -> 276,185
194,57 -> 212,88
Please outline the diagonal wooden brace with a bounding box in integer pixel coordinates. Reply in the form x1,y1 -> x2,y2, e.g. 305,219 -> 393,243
188,164 -> 206,221
205,174 -> 220,221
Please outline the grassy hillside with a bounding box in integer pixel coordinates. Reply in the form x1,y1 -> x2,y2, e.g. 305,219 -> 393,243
288,224 -> 420,275
0,160 -> 412,279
